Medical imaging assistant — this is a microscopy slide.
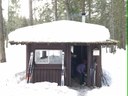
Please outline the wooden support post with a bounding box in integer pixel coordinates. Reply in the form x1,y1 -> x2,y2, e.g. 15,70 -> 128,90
95,46 -> 102,87
87,45 -> 91,87
93,45 -> 102,87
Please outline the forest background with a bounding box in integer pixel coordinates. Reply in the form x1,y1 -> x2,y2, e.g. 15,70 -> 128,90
0,0 -> 127,62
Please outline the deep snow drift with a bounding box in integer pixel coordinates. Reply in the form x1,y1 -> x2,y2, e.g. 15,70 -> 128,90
0,44 -> 127,96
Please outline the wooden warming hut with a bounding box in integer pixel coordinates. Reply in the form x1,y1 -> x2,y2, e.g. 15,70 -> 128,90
9,20 -> 117,87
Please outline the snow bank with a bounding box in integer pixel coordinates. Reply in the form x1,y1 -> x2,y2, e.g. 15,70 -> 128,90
1,82 -> 78,96
0,44 -> 26,86
87,48 -> 127,96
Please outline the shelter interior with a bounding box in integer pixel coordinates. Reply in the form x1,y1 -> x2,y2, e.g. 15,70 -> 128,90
71,45 -> 88,85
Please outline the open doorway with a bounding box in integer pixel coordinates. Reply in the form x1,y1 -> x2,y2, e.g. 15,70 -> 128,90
71,45 -> 88,86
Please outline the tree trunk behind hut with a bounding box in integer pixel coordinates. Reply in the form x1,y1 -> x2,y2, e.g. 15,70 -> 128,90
0,0 -> 6,62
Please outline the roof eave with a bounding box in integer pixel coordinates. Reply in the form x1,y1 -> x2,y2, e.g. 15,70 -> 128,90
9,39 -> 118,45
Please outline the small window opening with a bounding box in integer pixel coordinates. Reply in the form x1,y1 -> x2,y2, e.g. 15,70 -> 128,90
35,50 -> 63,64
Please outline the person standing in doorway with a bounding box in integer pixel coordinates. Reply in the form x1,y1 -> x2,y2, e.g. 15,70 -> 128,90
76,59 -> 87,85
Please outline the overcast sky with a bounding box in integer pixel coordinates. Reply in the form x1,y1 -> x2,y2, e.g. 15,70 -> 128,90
2,0 -> 29,19
2,0 -> 53,20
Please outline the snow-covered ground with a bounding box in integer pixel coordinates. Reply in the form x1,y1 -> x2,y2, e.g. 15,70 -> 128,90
87,47 -> 127,96
0,44 -> 127,96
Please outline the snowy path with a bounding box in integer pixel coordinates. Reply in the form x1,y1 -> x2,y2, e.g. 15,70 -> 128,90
70,86 -> 90,96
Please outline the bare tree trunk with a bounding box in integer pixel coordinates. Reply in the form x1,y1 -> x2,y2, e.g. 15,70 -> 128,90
5,0 -> 9,48
65,0 -> 71,20
81,0 -> 85,13
120,0 -> 126,49
29,0 -> 33,25
114,0 -> 126,49
109,0 -> 116,53
88,0 -> 91,23
0,0 -> 6,62
54,0 -> 58,20
100,0 -> 106,25
109,0 -> 115,40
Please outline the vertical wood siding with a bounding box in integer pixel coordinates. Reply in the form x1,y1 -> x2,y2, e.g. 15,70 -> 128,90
33,64 -> 61,85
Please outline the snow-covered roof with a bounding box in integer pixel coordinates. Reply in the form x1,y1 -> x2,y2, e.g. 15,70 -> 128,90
9,20 -> 117,44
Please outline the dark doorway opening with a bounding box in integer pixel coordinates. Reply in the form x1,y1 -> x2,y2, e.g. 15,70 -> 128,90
71,45 -> 88,86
